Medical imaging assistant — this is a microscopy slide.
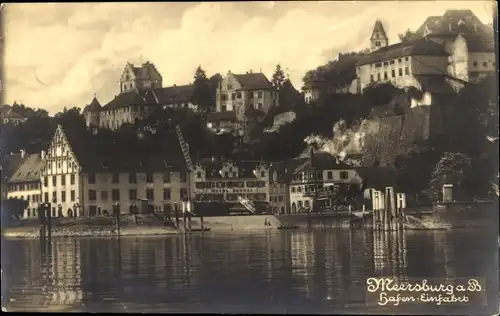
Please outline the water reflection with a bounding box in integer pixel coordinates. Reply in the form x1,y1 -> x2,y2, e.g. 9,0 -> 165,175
2,229 -> 497,313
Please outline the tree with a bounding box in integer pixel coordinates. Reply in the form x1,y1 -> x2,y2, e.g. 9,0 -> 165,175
1,198 -> 28,225
191,66 -> 214,111
362,82 -> 405,107
428,152 -> 472,201
271,64 -> 286,90
398,29 -> 417,43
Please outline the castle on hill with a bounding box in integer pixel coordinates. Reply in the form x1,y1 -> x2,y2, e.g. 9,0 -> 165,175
303,9 -> 496,105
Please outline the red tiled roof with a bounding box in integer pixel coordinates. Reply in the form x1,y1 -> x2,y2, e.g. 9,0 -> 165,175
233,73 -> 274,90
357,38 -> 449,66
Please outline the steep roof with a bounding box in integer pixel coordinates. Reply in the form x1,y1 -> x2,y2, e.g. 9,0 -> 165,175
292,151 -> 352,173
61,125 -> 188,173
357,38 -> 449,66
233,73 -> 274,90
1,153 -> 24,183
195,159 -> 267,179
83,97 -> 101,112
371,20 -> 388,40
102,90 -> 150,110
9,153 -> 44,183
415,9 -> 492,38
128,61 -> 162,81
150,84 -> 194,105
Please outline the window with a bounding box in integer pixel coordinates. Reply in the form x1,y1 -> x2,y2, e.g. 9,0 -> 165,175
391,70 -> 395,78
52,176 -> 57,186
129,189 -> 137,200
383,61 -> 388,66
384,72 -> 388,80
163,172 -> 171,183
232,172 -> 236,177
291,187 -> 296,193
398,58 -> 402,62
399,68 -> 403,76
376,41 -> 381,47
61,191 -> 66,202
52,192 -> 57,202
61,175 -> 66,186
260,171 -> 265,177
390,60 -> 395,65
405,67 -> 409,75
146,188 -> 154,200
129,173 -> 137,183
89,190 -> 97,201
405,57 -> 409,61
248,92 -> 254,99
88,172 -> 96,184
236,92 -> 241,99
112,189 -> 120,201
180,188 -> 188,199
224,171 -> 228,177
180,172 -> 187,182
482,61 -> 487,67
370,74 -> 374,82
227,84 -> 232,90
196,172 -> 202,178
297,187 -> 302,193
101,191 -> 108,201
146,173 -> 153,183
340,171 -> 348,180
257,103 -> 263,109
221,105 -> 227,112
257,92 -> 263,98
472,61 -> 478,67
70,174 -> 75,185
221,94 -> 228,101
112,173 -> 119,183
231,93 -> 236,100
44,192 -> 49,202
375,63 -> 382,68
377,73 -> 381,81
163,188 -> 171,200
70,190 -> 75,202
44,177 -> 48,187
327,171 -> 333,179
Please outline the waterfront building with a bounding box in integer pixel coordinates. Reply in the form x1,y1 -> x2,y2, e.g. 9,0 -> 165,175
0,106 -> 27,125
269,162 -> 291,214
6,150 -> 44,218
191,159 -> 271,212
286,149 -> 363,213
40,124 -> 189,217
1,151 -> 25,200
214,71 -> 279,135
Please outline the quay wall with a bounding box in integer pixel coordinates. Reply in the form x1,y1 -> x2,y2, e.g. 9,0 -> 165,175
429,201 -> 498,230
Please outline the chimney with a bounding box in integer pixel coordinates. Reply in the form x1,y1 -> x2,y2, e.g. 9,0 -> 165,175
41,150 -> 46,160
20,149 -> 25,158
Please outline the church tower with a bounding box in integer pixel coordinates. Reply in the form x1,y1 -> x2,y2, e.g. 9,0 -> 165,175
370,20 -> 389,51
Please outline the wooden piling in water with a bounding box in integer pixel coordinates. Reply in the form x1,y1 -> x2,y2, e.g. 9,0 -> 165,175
115,207 -> 121,236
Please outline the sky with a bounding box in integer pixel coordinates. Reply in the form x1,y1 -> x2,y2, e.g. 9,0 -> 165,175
2,1 -> 495,115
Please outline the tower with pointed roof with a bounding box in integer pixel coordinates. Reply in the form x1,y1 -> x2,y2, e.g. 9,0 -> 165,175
83,96 -> 101,128
370,20 -> 389,51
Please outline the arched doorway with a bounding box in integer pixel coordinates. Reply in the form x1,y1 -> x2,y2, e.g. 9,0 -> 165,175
291,202 -> 297,213
67,209 -> 73,217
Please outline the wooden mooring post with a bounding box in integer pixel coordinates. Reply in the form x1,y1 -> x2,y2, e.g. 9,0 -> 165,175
115,206 -> 121,236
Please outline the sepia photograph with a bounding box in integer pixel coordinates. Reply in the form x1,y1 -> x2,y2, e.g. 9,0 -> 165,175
0,1 -> 498,314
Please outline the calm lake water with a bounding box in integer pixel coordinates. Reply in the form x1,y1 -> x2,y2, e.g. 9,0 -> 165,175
1,228 -> 498,314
